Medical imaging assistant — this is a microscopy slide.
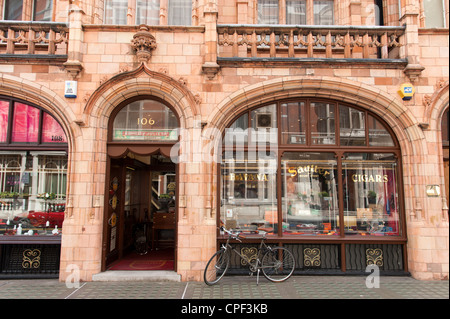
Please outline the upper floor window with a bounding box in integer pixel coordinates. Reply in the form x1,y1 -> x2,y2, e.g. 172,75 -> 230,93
3,0 -> 23,20
422,0 -> 447,28
3,0 -> 53,21
258,0 -> 334,25
313,0 -> 334,25
33,0 -> 53,21
104,0 -> 192,26
168,0 -> 192,26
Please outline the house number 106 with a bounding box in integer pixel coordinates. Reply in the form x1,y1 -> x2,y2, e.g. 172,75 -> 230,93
137,117 -> 155,126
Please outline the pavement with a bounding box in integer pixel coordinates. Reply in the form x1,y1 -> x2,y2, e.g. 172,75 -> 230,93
0,275 -> 447,300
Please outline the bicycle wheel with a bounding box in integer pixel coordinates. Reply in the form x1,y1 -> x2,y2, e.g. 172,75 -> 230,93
204,249 -> 230,285
261,247 -> 295,282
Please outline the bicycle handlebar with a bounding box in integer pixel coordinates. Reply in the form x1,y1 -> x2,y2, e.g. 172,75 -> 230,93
219,226 -> 267,241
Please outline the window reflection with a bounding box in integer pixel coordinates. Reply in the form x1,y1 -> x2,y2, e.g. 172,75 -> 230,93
0,153 -> 67,236
282,152 -> 338,236
342,153 -> 400,236
221,152 -> 277,234
112,100 -> 179,141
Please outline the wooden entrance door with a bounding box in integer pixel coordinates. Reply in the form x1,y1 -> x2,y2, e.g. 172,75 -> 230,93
103,158 -> 126,269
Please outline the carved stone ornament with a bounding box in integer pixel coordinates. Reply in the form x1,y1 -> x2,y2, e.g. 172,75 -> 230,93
131,25 -> 157,63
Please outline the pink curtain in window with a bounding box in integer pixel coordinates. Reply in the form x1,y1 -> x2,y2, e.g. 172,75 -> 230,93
11,103 -> 40,143
42,112 -> 67,143
0,101 -> 9,142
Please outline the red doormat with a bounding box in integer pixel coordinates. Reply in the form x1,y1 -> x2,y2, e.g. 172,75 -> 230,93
108,249 -> 174,271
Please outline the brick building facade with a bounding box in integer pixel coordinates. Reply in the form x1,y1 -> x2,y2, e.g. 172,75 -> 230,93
0,0 -> 448,282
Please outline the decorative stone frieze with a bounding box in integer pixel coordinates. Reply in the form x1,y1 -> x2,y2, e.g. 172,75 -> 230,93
130,25 -> 157,63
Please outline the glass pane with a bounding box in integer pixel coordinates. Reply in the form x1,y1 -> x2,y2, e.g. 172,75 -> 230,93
168,0 -> 192,26
0,101 -> 9,143
104,0 -> 128,25
368,115 -> 394,147
223,113 -> 248,148
0,153 -> 67,236
250,104 -> 277,146
310,102 -> 336,145
286,0 -> 306,24
423,0 -> 445,28
281,101 -> 306,144
11,103 -> 40,143
221,152 -> 277,235
112,100 -> 179,141
136,0 -> 160,25
41,113 -> 67,143
339,105 -> 366,146
342,153 -> 401,236
33,0 -> 53,21
258,0 -> 279,24
282,152 -> 339,236
4,0 -> 23,20
314,0 -> 334,25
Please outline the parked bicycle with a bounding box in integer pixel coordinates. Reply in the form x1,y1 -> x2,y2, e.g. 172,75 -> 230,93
204,226 -> 295,285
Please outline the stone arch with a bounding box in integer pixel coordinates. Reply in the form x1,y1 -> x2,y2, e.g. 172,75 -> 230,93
206,76 -> 428,223
0,73 -> 78,151
424,81 -> 449,219
83,63 -> 199,129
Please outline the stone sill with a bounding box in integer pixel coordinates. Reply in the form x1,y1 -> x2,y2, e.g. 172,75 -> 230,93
82,24 -> 205,33
217,57 -> 408,69
0,54 -> 68,65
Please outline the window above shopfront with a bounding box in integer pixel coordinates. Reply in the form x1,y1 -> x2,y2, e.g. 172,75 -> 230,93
2,0 -> 53,21
0,99 -> 67,146
104,0 -> 192,26
111,99 -> 179,142
220,99 -> 402,240
258,0 -> 334,25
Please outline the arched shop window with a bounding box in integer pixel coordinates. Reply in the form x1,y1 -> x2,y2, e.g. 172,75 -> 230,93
0,98 -> 67,237
220,99 -> 403,238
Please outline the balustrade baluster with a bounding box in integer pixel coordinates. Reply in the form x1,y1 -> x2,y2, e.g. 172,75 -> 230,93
251,31 -> 257,57
307,31 -> 313,58
288,30 -> 294,58
48,28 -> 56,55
326,31 -> 332,58
28,28 -> 36,55
381,32 -> 388,59
6,28 -> 15,54
270,31 -> 276,57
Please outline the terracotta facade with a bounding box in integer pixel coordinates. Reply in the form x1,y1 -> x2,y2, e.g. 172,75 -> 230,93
0,0 -> 448,281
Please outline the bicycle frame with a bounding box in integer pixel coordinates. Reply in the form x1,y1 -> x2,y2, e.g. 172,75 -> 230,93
220,228 -> 274,284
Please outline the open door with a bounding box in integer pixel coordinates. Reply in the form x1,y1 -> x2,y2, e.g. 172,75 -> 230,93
102,152 -> 177,272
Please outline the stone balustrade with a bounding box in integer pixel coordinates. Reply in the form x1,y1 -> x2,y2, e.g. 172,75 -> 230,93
217,24 -> 406,65
0,21 -> 68,63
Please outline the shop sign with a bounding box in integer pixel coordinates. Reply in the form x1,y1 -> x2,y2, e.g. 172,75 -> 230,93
64,81 -> 77,98
398,83 -> 415,101
287,165 -> 331,178
226,173 -> 269,181
113,129 -> 178,141
351,174 -> 388,183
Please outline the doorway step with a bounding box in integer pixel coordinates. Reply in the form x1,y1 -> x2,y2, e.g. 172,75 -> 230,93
92,270 -> 181,282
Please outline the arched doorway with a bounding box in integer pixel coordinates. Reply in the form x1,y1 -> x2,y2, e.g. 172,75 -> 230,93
102,97 -> 180,272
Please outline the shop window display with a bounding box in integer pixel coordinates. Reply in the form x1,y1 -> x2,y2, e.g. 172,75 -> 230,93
0,99 -> 68,238
221,152 -> 277,234
342,153 -> 400,236
219,99 -> 402,239
281,152 -> 338,236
